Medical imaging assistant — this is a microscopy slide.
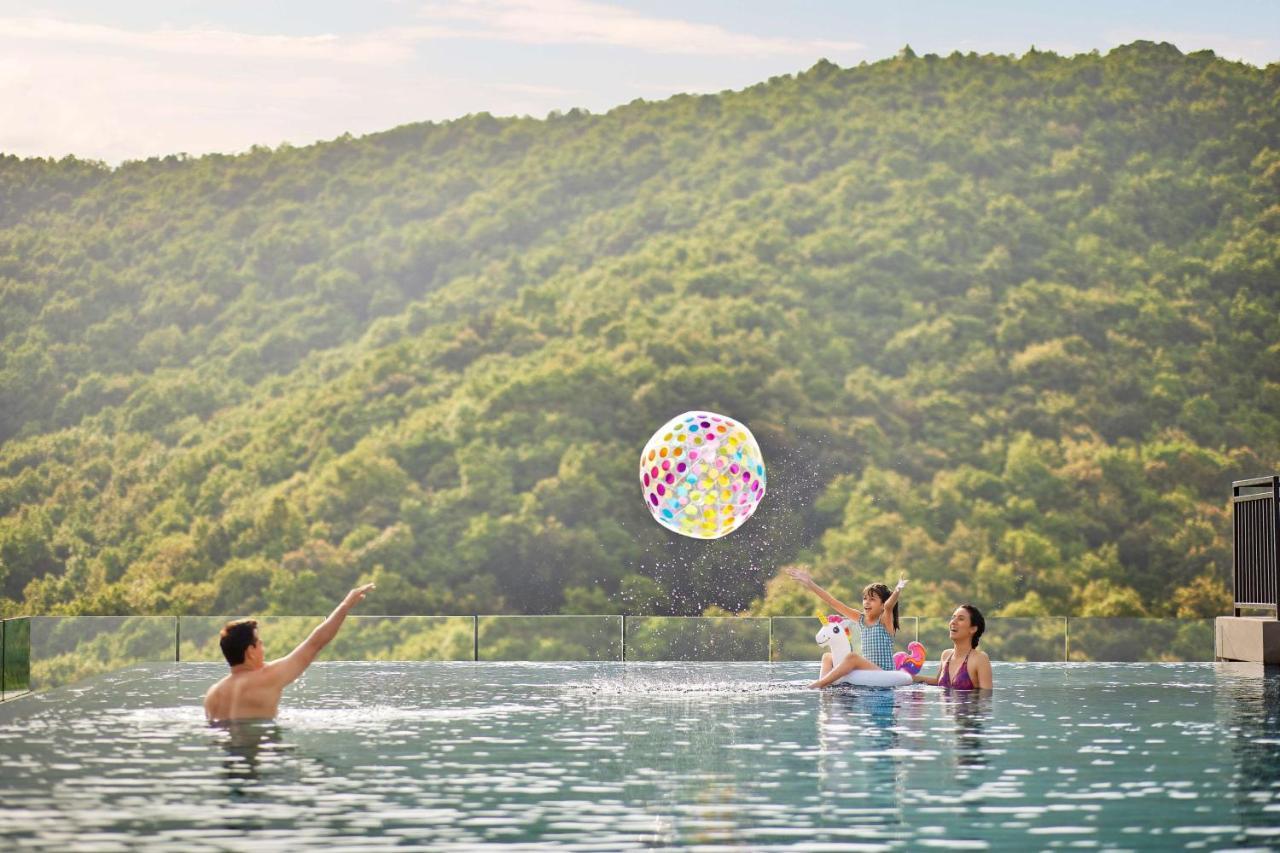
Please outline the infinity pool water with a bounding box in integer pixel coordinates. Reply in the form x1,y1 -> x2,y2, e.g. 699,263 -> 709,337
1,661 -> 1278,850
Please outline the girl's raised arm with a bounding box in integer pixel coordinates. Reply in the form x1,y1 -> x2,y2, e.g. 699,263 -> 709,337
880,577 -> 908,631
784,567 -> 862,621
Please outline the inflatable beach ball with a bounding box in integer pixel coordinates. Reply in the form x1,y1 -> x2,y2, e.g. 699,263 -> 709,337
639,411 -> 766,539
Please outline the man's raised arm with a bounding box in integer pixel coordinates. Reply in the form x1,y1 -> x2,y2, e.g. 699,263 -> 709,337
267,583 -> 375,686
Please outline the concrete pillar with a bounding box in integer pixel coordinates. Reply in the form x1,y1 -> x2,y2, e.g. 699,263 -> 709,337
1215,616 -> 1280,663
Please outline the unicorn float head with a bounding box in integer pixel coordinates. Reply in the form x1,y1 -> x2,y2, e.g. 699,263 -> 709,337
815,615 -> 858,666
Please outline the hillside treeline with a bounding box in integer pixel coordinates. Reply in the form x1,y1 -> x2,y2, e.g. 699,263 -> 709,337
0,42 -> 1277,620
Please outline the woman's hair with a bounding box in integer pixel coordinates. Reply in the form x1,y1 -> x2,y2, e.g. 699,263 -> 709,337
958,604 -> 985,647
862,582 -> 900,632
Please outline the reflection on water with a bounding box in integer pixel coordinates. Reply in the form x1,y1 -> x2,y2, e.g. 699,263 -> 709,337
943,690 -> 991,769
0,661 -> 1279,849
212,721 -> 288,789
1217,663 -> 1280,841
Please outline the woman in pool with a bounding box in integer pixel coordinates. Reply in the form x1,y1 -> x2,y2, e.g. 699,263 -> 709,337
784,567 -> 907,688
914,604 -> 993,690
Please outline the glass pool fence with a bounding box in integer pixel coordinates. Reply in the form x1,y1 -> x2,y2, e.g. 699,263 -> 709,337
0,615 -> 1214,697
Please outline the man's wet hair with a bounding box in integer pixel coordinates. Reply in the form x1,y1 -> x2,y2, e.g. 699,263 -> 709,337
220,619 -> 259,666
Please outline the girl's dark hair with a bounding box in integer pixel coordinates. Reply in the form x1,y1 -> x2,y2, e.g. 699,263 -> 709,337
862,582 -> 899,632
958,604 -> 985,647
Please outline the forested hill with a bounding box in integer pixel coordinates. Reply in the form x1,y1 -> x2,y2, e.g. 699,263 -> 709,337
1,42 -> 1277,620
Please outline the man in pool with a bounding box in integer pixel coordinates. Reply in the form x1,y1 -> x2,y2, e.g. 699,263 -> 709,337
204,583 -> 375,722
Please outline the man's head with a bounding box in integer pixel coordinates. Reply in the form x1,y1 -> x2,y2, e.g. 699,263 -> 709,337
220,619 -> 263,668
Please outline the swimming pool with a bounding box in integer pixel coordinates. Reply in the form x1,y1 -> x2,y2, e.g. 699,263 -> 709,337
1,661 -> 1277,849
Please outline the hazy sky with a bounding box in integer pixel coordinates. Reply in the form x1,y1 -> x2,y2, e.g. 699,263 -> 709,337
3,1 -> 1277,164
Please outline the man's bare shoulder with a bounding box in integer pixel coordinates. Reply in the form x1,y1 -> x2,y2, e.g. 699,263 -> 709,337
204,669 -> 286,721
203,674 -> 229,718
204,673 -> 229,700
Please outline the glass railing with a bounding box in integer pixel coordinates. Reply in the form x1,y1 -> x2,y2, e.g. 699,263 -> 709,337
28,617 -> 176,692
915,617 -> 1068,662
624,616 -> 770,662
771,616 -> 834,661
0,615 -> 1222,699
181,616 -> 476,663
478,615 -> 621,661
2,618 -> 31,700
1066,617 -> 1214,662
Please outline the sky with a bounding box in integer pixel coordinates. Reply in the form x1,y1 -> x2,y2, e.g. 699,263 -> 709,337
3,1 -> 1277,164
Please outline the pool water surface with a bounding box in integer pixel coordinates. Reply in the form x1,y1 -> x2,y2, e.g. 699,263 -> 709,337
1,661 -> 1278,850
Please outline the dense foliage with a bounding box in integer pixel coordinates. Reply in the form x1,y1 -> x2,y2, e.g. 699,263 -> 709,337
1,43 -> 1277,622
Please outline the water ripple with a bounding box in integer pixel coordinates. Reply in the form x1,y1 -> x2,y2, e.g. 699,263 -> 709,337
0,661 -> 1279,848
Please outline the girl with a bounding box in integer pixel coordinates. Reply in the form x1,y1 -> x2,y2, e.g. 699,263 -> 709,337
913,604 -> 993,690
784,567 -> 907,689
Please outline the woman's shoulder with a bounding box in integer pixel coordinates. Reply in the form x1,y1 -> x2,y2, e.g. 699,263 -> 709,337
970,649 -> 991,664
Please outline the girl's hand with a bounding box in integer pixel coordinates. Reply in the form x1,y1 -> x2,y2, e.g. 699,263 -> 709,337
895,577 -> 908,592
784,567 -> 813,585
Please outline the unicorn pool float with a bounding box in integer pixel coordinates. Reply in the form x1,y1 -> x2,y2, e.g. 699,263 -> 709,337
814,615 -> 926,688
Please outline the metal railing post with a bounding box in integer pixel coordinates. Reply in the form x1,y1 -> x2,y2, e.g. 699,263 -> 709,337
1232,475 -> 1280,616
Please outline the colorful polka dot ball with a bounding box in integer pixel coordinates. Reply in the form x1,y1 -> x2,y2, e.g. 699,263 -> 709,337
639,411 -> 766,539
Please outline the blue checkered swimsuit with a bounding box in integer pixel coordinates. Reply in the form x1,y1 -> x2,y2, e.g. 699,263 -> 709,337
859,614 -> 895,670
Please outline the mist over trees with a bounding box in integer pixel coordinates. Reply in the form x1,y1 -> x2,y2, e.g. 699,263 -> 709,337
0,42 -> 1276,620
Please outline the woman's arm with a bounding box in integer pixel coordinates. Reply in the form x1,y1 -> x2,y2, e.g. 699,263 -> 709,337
970,651 -> 994,689
784,567 -> 862,620
912,649 -> 951,685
